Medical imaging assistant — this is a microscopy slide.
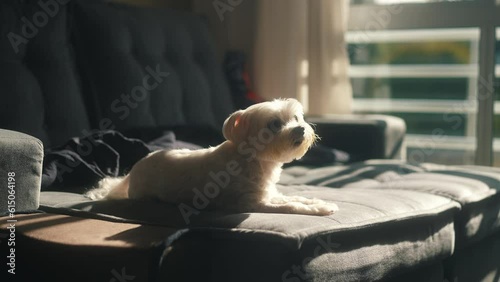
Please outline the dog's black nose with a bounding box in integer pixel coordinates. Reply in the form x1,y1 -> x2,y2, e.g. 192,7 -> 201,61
292,126 -> 305,137
291,126 -> 305,147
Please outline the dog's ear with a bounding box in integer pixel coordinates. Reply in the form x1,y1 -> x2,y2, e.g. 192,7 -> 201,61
223,110 -> 247,142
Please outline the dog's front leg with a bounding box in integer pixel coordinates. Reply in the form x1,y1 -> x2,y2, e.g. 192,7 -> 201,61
270,195 -> 328,205
256,201 -> 337,216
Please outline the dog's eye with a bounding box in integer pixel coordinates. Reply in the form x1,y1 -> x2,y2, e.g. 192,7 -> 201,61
294,115 -> 299,122
267,119 -> 283,132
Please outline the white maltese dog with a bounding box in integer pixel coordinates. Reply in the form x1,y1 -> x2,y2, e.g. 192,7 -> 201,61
87,99 -> 338,217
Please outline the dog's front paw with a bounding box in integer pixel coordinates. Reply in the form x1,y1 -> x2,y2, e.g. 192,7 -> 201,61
293,196 -> 326,205
309,202 -> 339,216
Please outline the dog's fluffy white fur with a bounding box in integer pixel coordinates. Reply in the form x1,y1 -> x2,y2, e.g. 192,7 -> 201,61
86,99 -> 338,216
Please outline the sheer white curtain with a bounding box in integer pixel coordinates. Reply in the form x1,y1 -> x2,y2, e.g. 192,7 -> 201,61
253,0 -> 352,115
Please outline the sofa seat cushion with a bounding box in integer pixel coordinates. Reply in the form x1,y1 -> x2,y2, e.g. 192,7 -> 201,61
0,213 -> 448,282
281,160 -> 500,247
39,186 -> 459,281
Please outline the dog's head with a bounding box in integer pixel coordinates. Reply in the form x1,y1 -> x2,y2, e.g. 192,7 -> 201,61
223,98 -> 317,163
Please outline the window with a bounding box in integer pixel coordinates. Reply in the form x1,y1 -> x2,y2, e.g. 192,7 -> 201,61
352,0 -> 475,4
348,0 -> 499,166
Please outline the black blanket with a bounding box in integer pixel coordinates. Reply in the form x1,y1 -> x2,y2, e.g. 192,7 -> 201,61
41,130 -> 201,192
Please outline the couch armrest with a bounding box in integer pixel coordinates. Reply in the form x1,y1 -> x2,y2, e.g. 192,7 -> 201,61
306,115 -> 406,161
0,129 -> 44,214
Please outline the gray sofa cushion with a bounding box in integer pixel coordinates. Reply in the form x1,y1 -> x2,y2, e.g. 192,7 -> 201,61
0,129 -> 43,214
281,160 -> 500,248
39,185 -> 459,281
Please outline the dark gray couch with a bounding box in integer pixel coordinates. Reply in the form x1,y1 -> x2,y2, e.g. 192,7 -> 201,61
1,1 -> 500,282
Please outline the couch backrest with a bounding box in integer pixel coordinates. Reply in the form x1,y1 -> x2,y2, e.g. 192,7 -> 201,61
0,0 -> 234,147
72,1 -> 234,132
0,0 -> 92,147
